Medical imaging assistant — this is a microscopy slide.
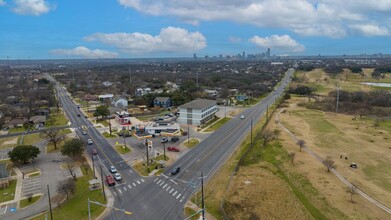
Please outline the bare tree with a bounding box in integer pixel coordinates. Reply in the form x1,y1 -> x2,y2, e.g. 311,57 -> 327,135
323,156 -> 336,172
56,178 -> 75,200
347,184 -> 358,203
259,129 -> 276,146
297,139 -> 306,152
273,129 -> 282,140
52,194 -> 65,208
82,162 -> 90,175
41,128 -> 64,150
289,152 -> 296,164
66,162 -> 77,180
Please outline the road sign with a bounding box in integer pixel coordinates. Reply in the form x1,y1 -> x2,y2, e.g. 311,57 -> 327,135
10,207 -> 16,212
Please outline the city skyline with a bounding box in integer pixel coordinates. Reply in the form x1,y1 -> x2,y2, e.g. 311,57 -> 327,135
1,0 -> 391,59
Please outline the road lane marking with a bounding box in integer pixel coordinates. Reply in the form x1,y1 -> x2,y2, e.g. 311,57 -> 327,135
169,179 -> 178,185
169,188 -> 174,194
154,178 -> 158,182
157,180 -> 162,184
124,187 -> 127,191
180,196 -> 185,203
163,184 -> 167,189
173,191 -> 177,196
166,186 -> 171,191
128,185 -> 131,189
161,174 -> 169,179
133,182 -> 136,187
176,194 -> 181,199
159,181 -> 164,186
137,181 -> 140,184
141,179 -> 145,182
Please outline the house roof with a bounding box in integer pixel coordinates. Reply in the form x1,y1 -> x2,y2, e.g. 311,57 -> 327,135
180,99 -> 216,109
7,118 -> 27,125
154,97 -> 170,102
29,115 -> 47,123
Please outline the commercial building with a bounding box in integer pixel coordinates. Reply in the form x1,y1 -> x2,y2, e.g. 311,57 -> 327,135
115,111 -> 131,125
179,99 -> 217,126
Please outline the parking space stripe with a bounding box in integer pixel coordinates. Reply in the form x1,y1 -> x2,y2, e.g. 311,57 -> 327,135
137,181 -> 140,184
141,179 -> 145,182
157,180 -> 162,184
159,181 -> 164,186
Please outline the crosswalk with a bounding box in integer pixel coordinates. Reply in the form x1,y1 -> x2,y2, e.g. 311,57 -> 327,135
113,177 -> 186,203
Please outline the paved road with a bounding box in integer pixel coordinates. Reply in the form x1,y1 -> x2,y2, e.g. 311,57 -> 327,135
36,69 -> 293,220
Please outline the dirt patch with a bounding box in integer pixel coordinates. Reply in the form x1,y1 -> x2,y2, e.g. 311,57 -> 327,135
0,137 -> 18,149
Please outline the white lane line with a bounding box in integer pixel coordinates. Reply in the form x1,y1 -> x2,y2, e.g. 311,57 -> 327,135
169,188 -> 174,194
173,191 -> 177,196
118,189 -> 122,193
166,186 -> 171,191
154,178 -> 158,182
176,194 -> 181,199
141,179 -> 145,182
159,181 -> 164,186
161,174 -> 169,179
133,182 -> 136,187
169,179 -> 178,185
157,180 -> 162,184
128,185 -> 131,189
180,196 -> 185,203
163,184 -> 167,189
124,187 -> 127,191
137,181 -> 140,184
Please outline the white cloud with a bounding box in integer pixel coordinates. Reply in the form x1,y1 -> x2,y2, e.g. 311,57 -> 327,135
12,0 -> 52,16
50,46 -> 119,59
229,36 -> 242,43
349,24 -> 390,36
0,0 -> 6,6
249,35 -> 305,52
85,26 -> 206,53
118,0 -> 391,37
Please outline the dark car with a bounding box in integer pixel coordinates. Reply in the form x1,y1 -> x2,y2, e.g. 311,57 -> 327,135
77,113 -> 81,117
167,146 -> 180,152
105,175 -> 116,186
91,148 -> 97,155
170,137 -> 179,142
171,167 -> 180,176
161,138 -> 169,143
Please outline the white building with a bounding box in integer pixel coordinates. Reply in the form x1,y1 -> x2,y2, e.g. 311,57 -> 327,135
145,122 -> 180,135
179,99 -> 217,126
112,97 -> 128,108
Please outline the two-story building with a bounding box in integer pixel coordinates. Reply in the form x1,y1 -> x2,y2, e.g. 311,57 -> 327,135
179,99 -> 217,126
115,111 -> 131,125
153,97 -> 172,108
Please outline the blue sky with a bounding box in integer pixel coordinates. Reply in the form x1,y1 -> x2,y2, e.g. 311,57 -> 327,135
1,0 -> 391,59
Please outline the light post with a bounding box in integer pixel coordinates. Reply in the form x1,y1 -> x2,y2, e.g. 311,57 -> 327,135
163,142 -> 166,161
91,153 -> 96,179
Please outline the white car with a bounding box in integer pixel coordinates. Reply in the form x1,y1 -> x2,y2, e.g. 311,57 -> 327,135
87,139 -> 93,145
109,166 -> 117,173
240,115 -> 245,119
113,173 -> 122,181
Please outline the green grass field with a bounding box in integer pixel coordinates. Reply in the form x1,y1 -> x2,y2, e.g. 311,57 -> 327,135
184,139 -> 199,148
20,195 -> 41,208
205,117 -> 230,132
115,145 -> 131,154
102,132 -> 116,138
0,180 -> 16,203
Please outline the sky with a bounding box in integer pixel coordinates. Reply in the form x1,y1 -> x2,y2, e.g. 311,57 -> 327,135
1,0 -> 391,59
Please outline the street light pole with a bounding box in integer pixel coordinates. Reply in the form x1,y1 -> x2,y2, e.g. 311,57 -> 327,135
47,185 -> 53,220
187,126 -> 190,143
163,142 -> 166,161
146,140 -> 150,173
201,172 -> 205,220
91,154 -> 96,179
100,166 -> 106,201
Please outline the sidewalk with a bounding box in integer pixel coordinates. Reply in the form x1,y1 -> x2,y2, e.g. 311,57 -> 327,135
0,167 -> 23,208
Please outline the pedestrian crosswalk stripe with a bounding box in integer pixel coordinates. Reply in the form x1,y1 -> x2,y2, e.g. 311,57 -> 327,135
128,185 -> 131,189
169,188 -> 174,193
176,194 -> 181,199
163,184 -> 167,189
133,182 -> 136,186
173,191 -> 177,196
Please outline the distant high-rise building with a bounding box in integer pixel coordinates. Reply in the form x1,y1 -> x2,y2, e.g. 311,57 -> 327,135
193,53 -> 197,60
266,48 -> 271,58
242,51 -> 245,59
219,54 -> 223,59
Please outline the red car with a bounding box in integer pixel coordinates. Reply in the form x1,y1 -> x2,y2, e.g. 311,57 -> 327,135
105,175 -> 116,186
167,146 -> 180,152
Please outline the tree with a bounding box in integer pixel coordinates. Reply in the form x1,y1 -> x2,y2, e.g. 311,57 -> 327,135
297,139 -> 306,152
66,162 -> 77,180
94,105 -> 110,119
259,129 -> 276,146
61,138 -> 84,158
26,193 -> 33,202
273,129 -> 282,140
347,184 -> 358,203
56,178 -> 75,200
41,128 -> 64,150
323,156 -> 336,172
8,145 -> 40,164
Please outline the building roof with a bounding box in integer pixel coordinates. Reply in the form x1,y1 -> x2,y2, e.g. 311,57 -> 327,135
29,115 -> 47,123
154,97 -> 170,102
180,99 -> 216,109
98,94 -> 114,99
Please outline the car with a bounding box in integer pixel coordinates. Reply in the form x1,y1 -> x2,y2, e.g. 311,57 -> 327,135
84,115 -> 88,118
171,167 -> 180,176
82,130 -> 87,135
113,173 -> 122,181
167,146 -> 180,152
105,175 -> 115,186
161,138 -> 169,143
170,137 -> 179,142
77,113 -> 81,117
91,148 -> 97,155
109,166 -> 117,173
240,115 -> 245,119
87,139 -> 93,145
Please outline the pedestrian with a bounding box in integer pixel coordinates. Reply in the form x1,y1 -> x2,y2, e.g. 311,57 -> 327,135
340,155 -> 342,159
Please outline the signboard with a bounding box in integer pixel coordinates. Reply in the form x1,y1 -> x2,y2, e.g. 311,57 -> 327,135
10,207 -> 16,212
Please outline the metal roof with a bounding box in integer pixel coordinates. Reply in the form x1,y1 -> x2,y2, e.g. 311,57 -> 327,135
179,99 -> 216,109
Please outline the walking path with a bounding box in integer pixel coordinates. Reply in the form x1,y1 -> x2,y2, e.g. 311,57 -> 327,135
276,108 -> 391,215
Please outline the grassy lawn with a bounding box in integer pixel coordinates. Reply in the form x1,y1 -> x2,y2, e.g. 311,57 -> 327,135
114,145 -> 131,154
184,207 -> 201,220
19,133 -> 42,145
62,129 -> 72,134
46,110 -> 68,126
133,155 -> 168,176
47,138 -> 68,153
200,117 -> 220,129
0,137 -> 18,149
205,117 -> 230,132
0,180 -> 16,203
97,120 -> 110,127
20,195 -> 41,208
102,132 -> 116,138
8,127 -> 26,134
184,138 -> 199,148
31,167 -> 106,220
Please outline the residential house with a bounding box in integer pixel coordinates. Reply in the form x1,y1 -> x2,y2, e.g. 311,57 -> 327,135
204,89 -> 219,98
29,115 -> 47,126
6,118 -> 27,128
102,81 -> 113,87
153,97 -> 172,108
35,108 -> 50,116
135,88 -> 151,96
98,94 -> 114,101
179,99 -> 217,126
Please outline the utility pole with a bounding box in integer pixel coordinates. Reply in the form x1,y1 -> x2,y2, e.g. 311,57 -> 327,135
47,185 -> 53,220
123,133 -> 126,148
187,126 -> 190,143
92,154 -> 96,179
88,198 -> 91,220
163,142 -> 166,161
100,166 -> 106,201
201,172 -> 205,220
109,118 -> 112,135
146,139 -> 150,173
250,118 -> 253,147
266,104 -> 269,120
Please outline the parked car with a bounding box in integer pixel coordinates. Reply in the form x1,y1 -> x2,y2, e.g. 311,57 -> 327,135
161,138 -> 169,143
109,166 -> 117,173
171,166 -> 181,176
167,146 -> 180,152
87,139 -> 93,145
240,115 -> 245,119
105,175 -> 115,186
113,173 -> 122,181
170,137 -> 179,142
